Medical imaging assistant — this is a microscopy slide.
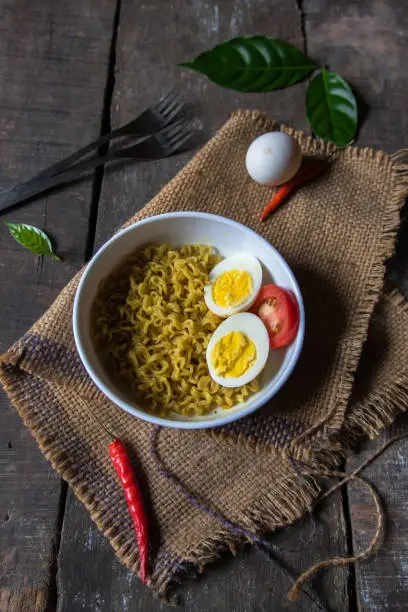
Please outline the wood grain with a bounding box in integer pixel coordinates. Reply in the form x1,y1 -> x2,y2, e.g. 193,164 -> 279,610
305,1 -> 408,610
57,1 -> 349,610
93,0 -> 309,245
304,0 -> 408,152
2,0 -> 406,609
57,490 -> 347,612
346,419 -> 408,612
0,1 -> 116,610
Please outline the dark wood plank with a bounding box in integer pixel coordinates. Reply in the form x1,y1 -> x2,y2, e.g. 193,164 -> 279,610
93,0 -> 310,240
0,1 -> 116,610
58,1 -> 349,610
305,1 -> 408,610
304,0 -> 408,153
346,419 -> 408,612
57,491 -> 347,612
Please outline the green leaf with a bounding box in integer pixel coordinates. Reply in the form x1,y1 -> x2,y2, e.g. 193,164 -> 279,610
306,69 -> 358,146
178,36 -> 317,92
3,221 -> 60,260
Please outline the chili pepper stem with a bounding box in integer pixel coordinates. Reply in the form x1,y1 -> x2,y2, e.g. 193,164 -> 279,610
87,405 -> 116,442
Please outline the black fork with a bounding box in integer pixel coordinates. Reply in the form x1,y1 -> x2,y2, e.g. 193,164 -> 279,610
35,88 -> 186,180
0,118 -> 194,212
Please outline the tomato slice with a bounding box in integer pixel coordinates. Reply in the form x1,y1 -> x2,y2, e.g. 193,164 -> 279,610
250,284 -> 300,349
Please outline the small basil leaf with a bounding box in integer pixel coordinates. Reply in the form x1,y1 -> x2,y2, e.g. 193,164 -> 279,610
3,221 -> 60,260
179,36 -> 317,92
306,69 -> 358,147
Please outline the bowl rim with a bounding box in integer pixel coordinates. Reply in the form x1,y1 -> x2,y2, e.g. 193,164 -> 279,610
72,211 -> 305,429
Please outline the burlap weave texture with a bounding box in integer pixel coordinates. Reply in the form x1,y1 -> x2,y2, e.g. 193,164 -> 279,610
1,111 -> 408,595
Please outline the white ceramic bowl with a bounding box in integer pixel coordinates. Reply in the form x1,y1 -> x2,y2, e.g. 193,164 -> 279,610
73,212 -> 304,429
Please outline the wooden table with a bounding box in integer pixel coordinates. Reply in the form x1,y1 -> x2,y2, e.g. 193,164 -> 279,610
1,1 -> 407,610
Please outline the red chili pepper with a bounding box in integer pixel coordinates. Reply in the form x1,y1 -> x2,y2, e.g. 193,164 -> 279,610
109,438 -> 149,583
260,160 -> 328,222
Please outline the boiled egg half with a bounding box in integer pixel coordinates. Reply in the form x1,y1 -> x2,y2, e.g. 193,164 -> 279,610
204,253 -> 262,317
206,313 -> 269,388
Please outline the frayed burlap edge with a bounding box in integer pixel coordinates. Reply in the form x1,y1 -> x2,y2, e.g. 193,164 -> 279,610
0,364 -> 320,599
275,124 -> 408,449
1,111 -> 408,598
344,290 -> 408,440
209,116 -> 408,459
3,292 -> 408,600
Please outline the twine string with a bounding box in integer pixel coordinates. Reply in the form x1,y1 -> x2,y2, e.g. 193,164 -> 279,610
390,148 -> 408,163
287,472 -> 383,601
150,425 -> 327,611
319,432 -> 408,502
150,425 -> 317,555
287,434 -> 408,600
151,426 -> 408,606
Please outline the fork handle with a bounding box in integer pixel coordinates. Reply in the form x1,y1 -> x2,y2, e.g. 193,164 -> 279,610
0,123 -> 158,212
0,147 -> 143,212
35,119 -> 150,181
0,124 -> 146,213
0,114 -> 162,209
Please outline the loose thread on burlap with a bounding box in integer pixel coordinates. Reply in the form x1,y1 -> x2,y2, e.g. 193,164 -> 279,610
390,148 -> 408,163
287,433 -> 408,601
150,426 -> 327,611
150,426 -> 317,555
287,472 -> 383,602
151,426 -> 408,607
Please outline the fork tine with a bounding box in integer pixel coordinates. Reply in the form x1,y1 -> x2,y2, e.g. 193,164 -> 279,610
153,89 -> 173,113
159,117 -> 190,139
154,88 -> 180,115
155,117 -> 191,145
164,100 -> 186,124
161,91 -> 185,119
167,129 -> 194,155
167,123 -> 194,153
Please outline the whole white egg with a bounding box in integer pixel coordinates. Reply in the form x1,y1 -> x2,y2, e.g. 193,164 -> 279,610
245,132 -> 302,186
204,253 -> 262,317
206,313 -> 270,388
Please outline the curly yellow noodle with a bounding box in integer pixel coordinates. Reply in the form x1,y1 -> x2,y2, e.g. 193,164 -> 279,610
92,243 -> 260,417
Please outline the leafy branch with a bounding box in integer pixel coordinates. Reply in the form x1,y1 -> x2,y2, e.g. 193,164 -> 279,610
179,36 -> 358,147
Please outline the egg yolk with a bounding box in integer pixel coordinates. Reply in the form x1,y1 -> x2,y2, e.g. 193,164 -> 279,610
212,269 -> 252,308
211,331 -> 257,378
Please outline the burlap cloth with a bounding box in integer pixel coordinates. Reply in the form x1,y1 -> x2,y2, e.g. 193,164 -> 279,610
1,111 -> 408,597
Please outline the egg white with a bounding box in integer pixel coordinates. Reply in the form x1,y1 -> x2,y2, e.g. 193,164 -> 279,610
206,313 -> 270,388
204,253 -> 262,317
245,131 -> 302,186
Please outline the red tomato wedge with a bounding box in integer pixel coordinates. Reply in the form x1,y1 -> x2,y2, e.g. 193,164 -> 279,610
250,285 -> 300,349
